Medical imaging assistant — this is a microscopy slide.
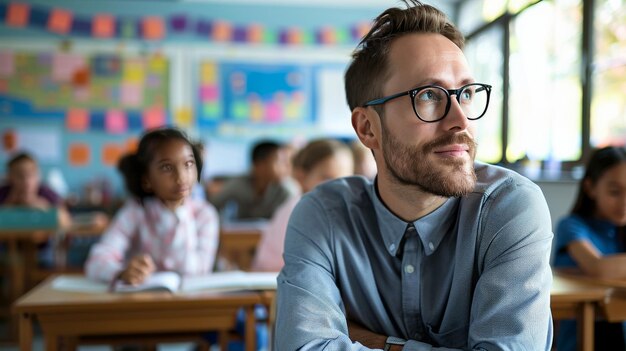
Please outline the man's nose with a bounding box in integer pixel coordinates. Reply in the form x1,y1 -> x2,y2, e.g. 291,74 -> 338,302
441,97 -> 470,131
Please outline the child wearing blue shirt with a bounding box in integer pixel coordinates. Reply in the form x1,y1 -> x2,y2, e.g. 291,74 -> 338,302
553,146 -> 626,351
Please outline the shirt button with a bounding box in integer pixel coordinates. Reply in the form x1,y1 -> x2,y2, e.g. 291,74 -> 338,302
404,265 -> 415,274
428,242 -> 435,251
389,243 -> 396,252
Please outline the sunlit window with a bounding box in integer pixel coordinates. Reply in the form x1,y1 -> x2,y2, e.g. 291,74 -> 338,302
465,27 -> 504,163
508,0 -> 582,162
592,0 -> 626,147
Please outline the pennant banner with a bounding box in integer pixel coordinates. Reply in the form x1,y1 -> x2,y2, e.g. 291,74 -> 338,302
0,2 -> 371,46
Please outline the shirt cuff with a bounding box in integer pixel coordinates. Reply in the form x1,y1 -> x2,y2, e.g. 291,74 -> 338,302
403,340 -> 432,351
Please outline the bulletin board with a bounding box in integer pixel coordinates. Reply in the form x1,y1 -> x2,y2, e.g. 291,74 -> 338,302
0,49 -> 169,132
197,61 -> 313,128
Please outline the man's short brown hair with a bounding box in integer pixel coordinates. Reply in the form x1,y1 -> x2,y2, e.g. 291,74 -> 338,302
344,0 -> 464,113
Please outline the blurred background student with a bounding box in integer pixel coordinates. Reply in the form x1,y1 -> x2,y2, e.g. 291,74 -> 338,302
252,138 -> 354,272
0,152 -> 71,269
0,152 -> 71,228
85,127 -> 219,285
552,146 -> 626,351
349,139 -> 377,180
207,139 -> 298,221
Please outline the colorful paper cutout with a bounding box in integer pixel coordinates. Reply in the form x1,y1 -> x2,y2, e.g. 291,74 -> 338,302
68,143 -> 90,166
142,16 -> 165,40
201,63 -> 217,83
212,21 -> 232,42
105,109 -> 128,134
3,3 -> 367,46
247,24 -> 263,43
319,27 -> 336,44
92,14 -> 115,38
2,129 -> 17,152
200,85 -> 219,101
48,8 -> 73,34
149,55 -> 167,74
123,59 -> 145,84
72,67 -> 90,86
92,54 -> 121,76
287,28 -> 303,44
126,137 -> 139,153
142,107 -> 165,129
52,53 -> 85,82
170,15 -> 188,32
102,143 -> 124,166
119,18 -> 136,39
120,82 -> 143,107
0,51 -> 14,77
66,108 -> 89,132
174,107 -> 193,126
6,3 -> 30,27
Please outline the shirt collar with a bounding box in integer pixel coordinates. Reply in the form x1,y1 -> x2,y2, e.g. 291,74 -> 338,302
144,197 -> 193,223
368,179 -> 460,257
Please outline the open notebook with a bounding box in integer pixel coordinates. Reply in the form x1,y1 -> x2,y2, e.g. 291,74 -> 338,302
52,271 -> 278,294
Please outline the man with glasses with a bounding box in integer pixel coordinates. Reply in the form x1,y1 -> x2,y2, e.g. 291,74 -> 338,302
274,1 -> 553,350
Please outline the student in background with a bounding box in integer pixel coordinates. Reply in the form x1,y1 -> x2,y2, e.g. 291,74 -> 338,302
553,146 -> 626,351
85,127 -> 219,285
252,138 -> 355,272
0,152 -> 71,230
208,140 -> 298,221
350,139 -> 377,180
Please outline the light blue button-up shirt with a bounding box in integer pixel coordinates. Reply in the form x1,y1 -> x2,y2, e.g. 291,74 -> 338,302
275,162 -> 553,350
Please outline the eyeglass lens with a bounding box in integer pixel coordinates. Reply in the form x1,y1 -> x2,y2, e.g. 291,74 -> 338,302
412,84 -> 488,122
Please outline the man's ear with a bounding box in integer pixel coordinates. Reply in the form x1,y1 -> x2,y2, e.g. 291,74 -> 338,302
351,106 -> 381,151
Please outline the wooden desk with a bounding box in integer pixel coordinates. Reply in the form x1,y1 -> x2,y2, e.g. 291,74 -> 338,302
1,213 -> 108,295
553,269 -> 626,323
219,221 -> 266,271
0,214 -> 108,341
551,272 -> 611,351
13,275 -> 262,351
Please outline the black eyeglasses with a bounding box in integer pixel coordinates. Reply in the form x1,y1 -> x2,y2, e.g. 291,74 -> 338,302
363,83 -> 492,123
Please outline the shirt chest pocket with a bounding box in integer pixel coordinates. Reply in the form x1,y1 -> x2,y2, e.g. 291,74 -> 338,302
425,323 -> 468,349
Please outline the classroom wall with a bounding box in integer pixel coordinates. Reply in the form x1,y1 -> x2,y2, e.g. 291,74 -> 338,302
4,0 -> 456,201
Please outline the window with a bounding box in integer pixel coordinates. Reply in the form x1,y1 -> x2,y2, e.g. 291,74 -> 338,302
592,0 -> 626,147
461,0 -> 623,169
508,0 -> 582,162
465,26 -> 504,163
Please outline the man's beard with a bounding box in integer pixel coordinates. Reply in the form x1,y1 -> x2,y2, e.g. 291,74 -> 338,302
381,124 -> 477,197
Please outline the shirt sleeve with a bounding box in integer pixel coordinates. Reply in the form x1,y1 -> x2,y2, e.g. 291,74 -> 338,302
275,195 -> 375,351
555,216 -> 590,253
468,180 -> 554,350
84,201 -> 139,283
182,202 -> 220,275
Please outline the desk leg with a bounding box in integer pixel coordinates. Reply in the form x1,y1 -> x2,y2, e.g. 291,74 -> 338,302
7,240 -> 24,304
45,333 -> 59,351
577,302 -> 594,351
244,305 -> 256,351
7,240 -> 23,342
18,313 -> 33,351
23,240 -> 39,291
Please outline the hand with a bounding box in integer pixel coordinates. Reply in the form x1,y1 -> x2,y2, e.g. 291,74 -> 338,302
348,320 -> 387,349
119,254 -> 156,285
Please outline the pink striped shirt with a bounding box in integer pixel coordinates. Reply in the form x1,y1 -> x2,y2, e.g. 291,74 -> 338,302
85,197 -> 219,283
